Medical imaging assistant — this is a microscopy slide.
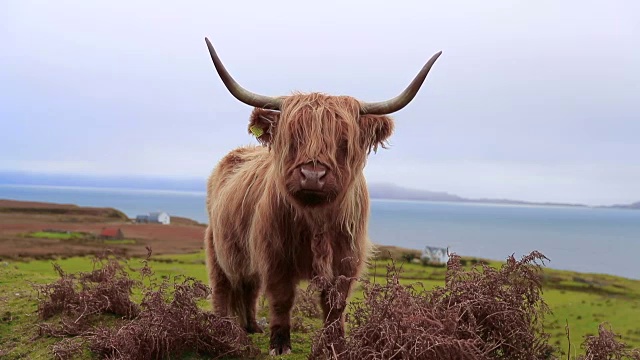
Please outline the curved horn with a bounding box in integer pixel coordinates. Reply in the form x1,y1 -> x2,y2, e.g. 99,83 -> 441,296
360,51 -> 443,115
205,37 -> 282,110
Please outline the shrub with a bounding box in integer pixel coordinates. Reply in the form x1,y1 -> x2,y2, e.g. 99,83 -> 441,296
577,323 -> 640,360
401,252 -> 418,263
310,251 -> 555,359
33,251 -> 139,337
33,248 -> 258,360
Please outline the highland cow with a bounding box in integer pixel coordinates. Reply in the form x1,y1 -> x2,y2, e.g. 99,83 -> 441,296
203,37 -> 442,355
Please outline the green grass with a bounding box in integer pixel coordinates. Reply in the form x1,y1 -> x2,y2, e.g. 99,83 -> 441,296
26,231 -> 86,240
22,231 -> 137,245
1,252 -> 639,359
103,239 -> 136,245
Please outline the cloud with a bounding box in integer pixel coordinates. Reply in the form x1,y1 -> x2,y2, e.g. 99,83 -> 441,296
1,0 -> 639,204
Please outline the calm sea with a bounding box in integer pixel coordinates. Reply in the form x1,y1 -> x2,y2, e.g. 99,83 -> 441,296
1,184 -> 639,280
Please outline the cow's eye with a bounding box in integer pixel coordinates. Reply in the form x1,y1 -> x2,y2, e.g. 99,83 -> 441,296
337,140 -> 348,156
289,140 -> 300,152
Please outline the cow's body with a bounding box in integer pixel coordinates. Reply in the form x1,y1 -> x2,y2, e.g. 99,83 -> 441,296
201,38 -> 441,355
205,96 -> 381,355
205,143 -> 371,346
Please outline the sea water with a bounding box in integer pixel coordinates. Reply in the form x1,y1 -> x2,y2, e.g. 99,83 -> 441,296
1,184 -> 639,279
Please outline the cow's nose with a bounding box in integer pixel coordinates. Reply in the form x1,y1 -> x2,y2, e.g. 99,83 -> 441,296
300,164 -> 327,190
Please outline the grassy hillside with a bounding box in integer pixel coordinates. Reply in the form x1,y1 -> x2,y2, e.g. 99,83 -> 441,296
1,251 -> 639,359
0,199 -> 209,261
0,200 -> 128,220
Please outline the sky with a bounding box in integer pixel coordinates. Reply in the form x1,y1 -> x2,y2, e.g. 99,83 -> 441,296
1,1 -> 639,206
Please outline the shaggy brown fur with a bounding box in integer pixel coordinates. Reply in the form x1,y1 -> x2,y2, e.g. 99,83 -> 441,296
205,93 -> 394,355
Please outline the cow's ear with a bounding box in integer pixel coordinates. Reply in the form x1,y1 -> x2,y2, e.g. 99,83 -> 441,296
359,114 -> 395,153
248,108 -> 280,146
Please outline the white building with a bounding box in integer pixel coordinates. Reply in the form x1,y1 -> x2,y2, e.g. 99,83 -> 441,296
136,211 -> 171,225
149,212 -> 170,224
421,246 -> 450,265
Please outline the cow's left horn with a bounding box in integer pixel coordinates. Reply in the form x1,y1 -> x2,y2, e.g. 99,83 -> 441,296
205,37 -> 283,110
359,51 -> 443,115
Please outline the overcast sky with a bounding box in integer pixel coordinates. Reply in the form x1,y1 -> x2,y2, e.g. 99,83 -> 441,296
1,1 -> 639,205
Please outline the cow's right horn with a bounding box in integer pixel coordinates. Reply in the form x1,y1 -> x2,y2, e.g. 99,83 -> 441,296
205,37 -> 283,110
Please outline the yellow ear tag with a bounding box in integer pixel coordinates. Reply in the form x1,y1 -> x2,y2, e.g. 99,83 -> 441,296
250,125 -> 264,138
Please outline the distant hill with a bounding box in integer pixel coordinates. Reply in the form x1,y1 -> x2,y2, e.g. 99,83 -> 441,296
0,199 -> 128,220
600,201 -> 640,210
368,183 -> 589,208
368,183 -> 464,202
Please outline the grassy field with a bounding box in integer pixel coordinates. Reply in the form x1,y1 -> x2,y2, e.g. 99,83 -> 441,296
21,231 -> 137,246
26,231 -> 87,240
1,251 -> 639,359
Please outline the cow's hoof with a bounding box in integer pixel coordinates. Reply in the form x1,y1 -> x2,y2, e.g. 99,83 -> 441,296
269,325 -> 291,356
269,346 -> 291,356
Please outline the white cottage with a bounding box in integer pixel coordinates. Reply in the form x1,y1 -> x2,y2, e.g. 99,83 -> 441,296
135,212 -> 171,225
421,246 -> 450,265
149,212 -> 170,225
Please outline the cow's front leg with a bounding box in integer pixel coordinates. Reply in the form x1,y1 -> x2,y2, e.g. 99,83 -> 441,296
319,235 -> 363,338
319,276 -> 354,338
265,276 -> 296,356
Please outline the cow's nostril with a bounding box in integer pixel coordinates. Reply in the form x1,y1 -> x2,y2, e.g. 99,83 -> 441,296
300,169 -> 324,181
300,165 -> 327,190
301,168 -> 326,179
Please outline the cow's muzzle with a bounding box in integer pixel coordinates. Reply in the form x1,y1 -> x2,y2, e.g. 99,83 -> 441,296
299,162 -> 328,191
